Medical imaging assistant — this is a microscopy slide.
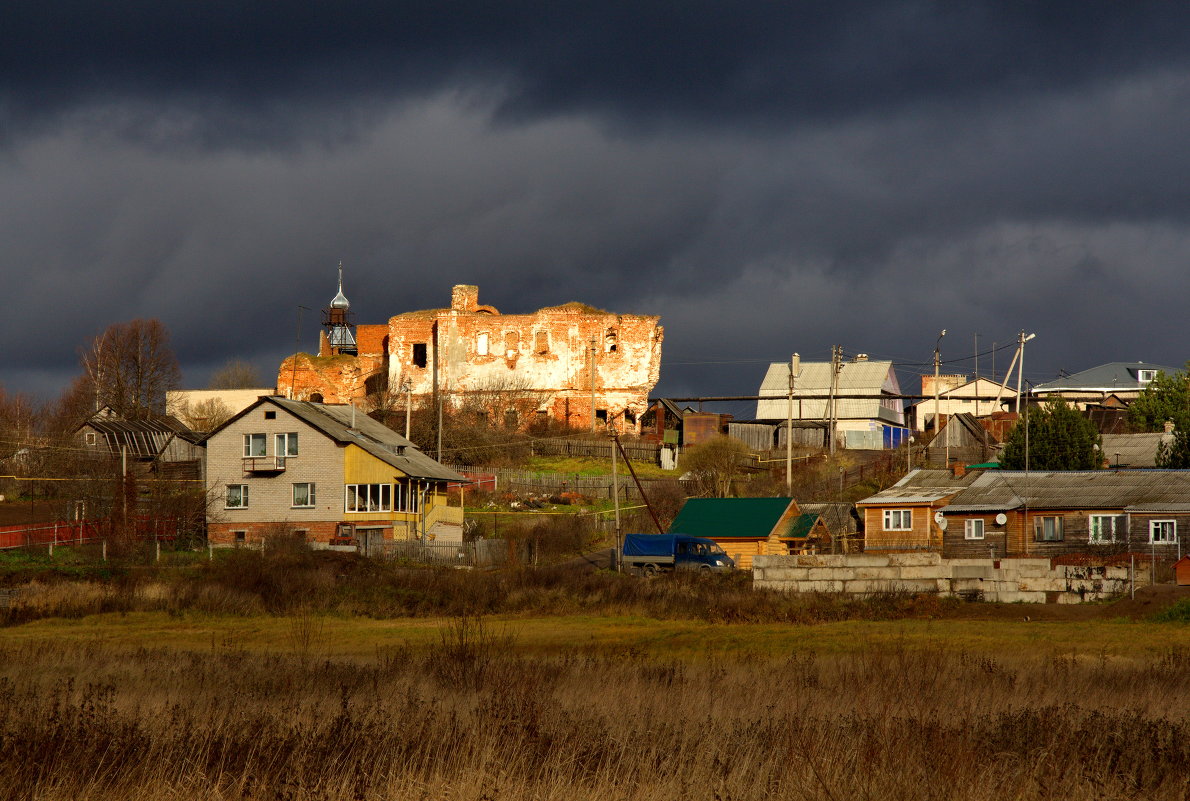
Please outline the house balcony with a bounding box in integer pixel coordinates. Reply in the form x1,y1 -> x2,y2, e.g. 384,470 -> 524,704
243,456 -> 287,474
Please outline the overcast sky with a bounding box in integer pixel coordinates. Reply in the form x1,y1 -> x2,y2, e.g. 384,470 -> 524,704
5,2 -> 1190,416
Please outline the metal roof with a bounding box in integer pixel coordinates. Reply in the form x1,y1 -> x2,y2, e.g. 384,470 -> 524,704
756,359 -> 903,423
669,497 -> 796,540
1033,362 -> 1180,393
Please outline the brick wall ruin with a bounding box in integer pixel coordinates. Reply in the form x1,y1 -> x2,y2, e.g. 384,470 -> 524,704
277,285 -> 663,433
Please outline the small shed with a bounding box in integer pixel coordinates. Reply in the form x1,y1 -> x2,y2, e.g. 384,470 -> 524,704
669,497 -> 830,569
1175,555 -> 1190,587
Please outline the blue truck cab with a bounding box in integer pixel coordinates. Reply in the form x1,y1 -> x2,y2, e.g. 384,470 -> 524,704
621,533 -> 736,575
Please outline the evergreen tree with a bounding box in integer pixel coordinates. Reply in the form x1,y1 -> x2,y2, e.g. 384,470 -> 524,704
1000,399 -> 1101,470
1129,362 -> 1190,431
1156,429 -> 1190,469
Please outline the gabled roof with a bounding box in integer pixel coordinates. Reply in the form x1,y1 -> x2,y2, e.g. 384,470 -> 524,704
1033,362 -> 1181,394
942,469 -> 1190,513
669,497 -> 796,540
756,359 -> 902,423
78,411 -> 199,458
928,413 -> 998,450
787,512 -> 823,540
798,502 -> 860,534
204,396 -> 465,482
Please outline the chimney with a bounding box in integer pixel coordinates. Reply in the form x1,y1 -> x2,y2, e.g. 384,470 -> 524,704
853,353 -> 869,362
950,461 -> 966,479
1165,419 -> 1176,434
451,285 -> 479,313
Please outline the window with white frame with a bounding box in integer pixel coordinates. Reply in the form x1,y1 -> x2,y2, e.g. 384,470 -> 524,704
1150,519 -> 1177,544
1034,515 -> 1064,542
292,483 -> 315,508
243,433 -> 266,457
345,483 -> 391,513
964,519 -> 985,540
1089,514 -> 1122,543
226,484 -> 249,509
84,432 -> 97,446
1137,369 -> 1157,383
275,432 -> 299,457
395,481 -> 422,513
883,509 -> 912,531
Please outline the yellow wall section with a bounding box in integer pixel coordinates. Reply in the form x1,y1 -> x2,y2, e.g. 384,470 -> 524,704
344,445 -> 409,484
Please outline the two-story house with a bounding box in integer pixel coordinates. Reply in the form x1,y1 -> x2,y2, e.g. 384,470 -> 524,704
203,397 -> 465,549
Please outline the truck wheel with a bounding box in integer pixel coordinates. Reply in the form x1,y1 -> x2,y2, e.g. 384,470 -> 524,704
643,564 -> 658,577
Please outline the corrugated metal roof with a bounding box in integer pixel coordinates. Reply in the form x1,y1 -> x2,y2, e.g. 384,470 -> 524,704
1125,503 -> 1190,512
756,360 -> 903,424
799,502 -> 859,534
949,470 -> 1190,510
855,468 -> 983,506
1033,362 -> 1179,393
1100,433 -> 1172,468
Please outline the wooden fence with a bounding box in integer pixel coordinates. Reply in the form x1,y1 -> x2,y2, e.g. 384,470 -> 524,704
446,465 -> 695,502
527,437 -> 661,462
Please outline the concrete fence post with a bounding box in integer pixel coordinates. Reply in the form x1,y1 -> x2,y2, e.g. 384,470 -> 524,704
102,540 -> 107,563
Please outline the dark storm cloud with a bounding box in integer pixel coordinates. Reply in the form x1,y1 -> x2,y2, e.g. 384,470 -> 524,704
4,3 -> 1190,406
6,2 -> 1190,142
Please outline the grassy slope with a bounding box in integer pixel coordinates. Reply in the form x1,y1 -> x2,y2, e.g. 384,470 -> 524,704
1,612 -> 1179,660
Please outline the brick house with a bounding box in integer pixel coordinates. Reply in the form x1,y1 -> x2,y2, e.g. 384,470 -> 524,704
203,397 -> 465,549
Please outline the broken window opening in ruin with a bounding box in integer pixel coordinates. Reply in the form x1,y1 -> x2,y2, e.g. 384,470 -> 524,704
477,332 -> 490,356
412,343 -> 428,368
309,393 -> 323,403
504,409 -> 518,429
624,409 -> 637,424
504,331 -> 519,355
596,409 -> 608,422
605,329 -> 618,352
535,331 -> 548,354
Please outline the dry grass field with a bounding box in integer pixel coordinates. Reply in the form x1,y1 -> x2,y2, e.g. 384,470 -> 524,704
1,548 -> 1188,799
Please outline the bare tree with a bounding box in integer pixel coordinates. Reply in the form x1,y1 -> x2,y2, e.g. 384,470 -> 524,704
178,398 -> 233,432
208,359 -> 264,390
81,319 -> 182,419
0,385 -> 37,460
681,436 -> 752,498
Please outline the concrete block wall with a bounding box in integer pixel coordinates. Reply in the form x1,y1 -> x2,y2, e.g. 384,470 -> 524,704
752,554 -> 1132,603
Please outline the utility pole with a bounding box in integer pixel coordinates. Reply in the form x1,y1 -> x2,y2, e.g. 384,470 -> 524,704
611,425 -> 621,571
828,346 -> 842,455
786,353 -> 799,495
590,337 -> 598,433
403,380 -> 412,441
933,330 -> 945,467
433,323 -> 443,462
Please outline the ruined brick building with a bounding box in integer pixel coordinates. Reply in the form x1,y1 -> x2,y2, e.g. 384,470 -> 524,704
277,279 -> 663,433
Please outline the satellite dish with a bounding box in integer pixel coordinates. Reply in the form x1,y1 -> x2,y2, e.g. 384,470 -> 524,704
995,513 -> 1008,526
934,511 -> 947,530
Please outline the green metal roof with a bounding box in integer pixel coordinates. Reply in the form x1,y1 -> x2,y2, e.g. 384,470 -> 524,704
669,497 -> 795,540
787,513 -> 821,540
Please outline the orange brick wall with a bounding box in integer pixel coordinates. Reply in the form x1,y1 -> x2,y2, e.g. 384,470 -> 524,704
276,286 -> 662,433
